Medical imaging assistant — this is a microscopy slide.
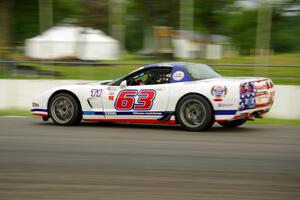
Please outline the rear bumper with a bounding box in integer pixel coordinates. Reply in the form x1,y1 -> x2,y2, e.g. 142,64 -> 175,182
215,79 -> 275,122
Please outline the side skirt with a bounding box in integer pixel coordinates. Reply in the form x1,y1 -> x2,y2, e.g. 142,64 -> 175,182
83,118 -> 177,125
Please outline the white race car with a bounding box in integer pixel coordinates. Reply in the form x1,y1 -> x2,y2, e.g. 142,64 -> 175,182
32,62 -> 275,131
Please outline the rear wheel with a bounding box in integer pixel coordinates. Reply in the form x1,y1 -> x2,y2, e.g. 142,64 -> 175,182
176,94 -> 214,131
49,93 -> 82,125
218,119 -> 247,128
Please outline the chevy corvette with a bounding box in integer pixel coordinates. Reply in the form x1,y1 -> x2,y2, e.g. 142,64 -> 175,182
32,62 -> 275,131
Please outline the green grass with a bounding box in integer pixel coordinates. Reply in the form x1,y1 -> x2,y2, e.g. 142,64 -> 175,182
0,109 -> 299,125
1,63 -> 299,85
0,108 -> 31,116
248,118 -> 300,125
1,53 -> 300,85
191,52 -> 300,65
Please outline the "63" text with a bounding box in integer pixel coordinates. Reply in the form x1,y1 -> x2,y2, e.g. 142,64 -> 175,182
114,89 -> 156,110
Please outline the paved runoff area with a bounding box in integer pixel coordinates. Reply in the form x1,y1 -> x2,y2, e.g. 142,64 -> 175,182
0,117 -> 299,200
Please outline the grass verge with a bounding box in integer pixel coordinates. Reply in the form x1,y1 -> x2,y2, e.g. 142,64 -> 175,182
1,53 -> 300,85
0,109 -> 32,116
248,118 -> 300,125
1,63 -> 299,85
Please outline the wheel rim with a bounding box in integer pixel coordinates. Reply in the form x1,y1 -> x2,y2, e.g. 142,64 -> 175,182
180,99 -> 206,128
51,96 -> 74,124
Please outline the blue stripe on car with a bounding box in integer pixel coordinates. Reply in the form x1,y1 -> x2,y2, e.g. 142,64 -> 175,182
31,109 -> 48,112
214,110 -> 237,115
83,111 -> 105,115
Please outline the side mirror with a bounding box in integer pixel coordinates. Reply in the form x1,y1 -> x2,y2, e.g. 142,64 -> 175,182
120,80 -> 127,88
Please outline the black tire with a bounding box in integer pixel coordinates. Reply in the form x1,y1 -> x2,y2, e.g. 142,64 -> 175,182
176,94 -> 214,131
49,93 -> 82,126
218,119 -> 247,128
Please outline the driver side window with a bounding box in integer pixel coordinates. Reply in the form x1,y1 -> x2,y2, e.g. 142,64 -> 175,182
127,67 -> 172,86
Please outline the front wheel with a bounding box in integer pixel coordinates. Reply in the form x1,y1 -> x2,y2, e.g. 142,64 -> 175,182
49,93 -> 82,126
218,119 -> 247,128
176,94 -> 214,131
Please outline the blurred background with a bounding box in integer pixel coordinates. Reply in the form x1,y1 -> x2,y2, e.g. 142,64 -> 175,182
1,2 -> 300,199
0,0 -> 299,119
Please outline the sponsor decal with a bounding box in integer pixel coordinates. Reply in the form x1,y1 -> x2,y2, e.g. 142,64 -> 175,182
90,89 -> 102,97
108,90 -> 115,101
239,80 -> 274,111
132,111 -> 163,115
211,85 -> 227,101
217,103 -> 233,107
114,89 -> 156,110
239,82 -> 256,110
109,95 -> 114,101
105,112 -> 116,115
172,71 -> 185,81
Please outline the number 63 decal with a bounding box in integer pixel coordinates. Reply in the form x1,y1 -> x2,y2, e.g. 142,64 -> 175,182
114,89 -> 156,110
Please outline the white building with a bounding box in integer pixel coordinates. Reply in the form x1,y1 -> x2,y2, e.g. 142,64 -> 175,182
76,29 -> 119,60
25,25 -> 120,60
172,30 -> 230,60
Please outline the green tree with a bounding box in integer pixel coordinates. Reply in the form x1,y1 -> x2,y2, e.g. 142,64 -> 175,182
12,0 -> 39,45
125,0 -> 236,51
79,0 -> 109,33
271,1 -> 300,52
0,0 -> 12,48
194,0 -> 236,33
224,1 -> 300,54
11,0 -> 81,45
224,9 -> 258,54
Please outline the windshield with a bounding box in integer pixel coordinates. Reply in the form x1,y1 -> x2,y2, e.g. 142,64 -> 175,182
183,63 -> 221,80
108,67 -> 145,86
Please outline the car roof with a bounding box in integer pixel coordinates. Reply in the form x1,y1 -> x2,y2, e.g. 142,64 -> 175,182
143,62 -> 194,68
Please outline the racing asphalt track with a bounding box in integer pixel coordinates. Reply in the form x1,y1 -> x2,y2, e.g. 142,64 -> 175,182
0,117 -> 299,200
